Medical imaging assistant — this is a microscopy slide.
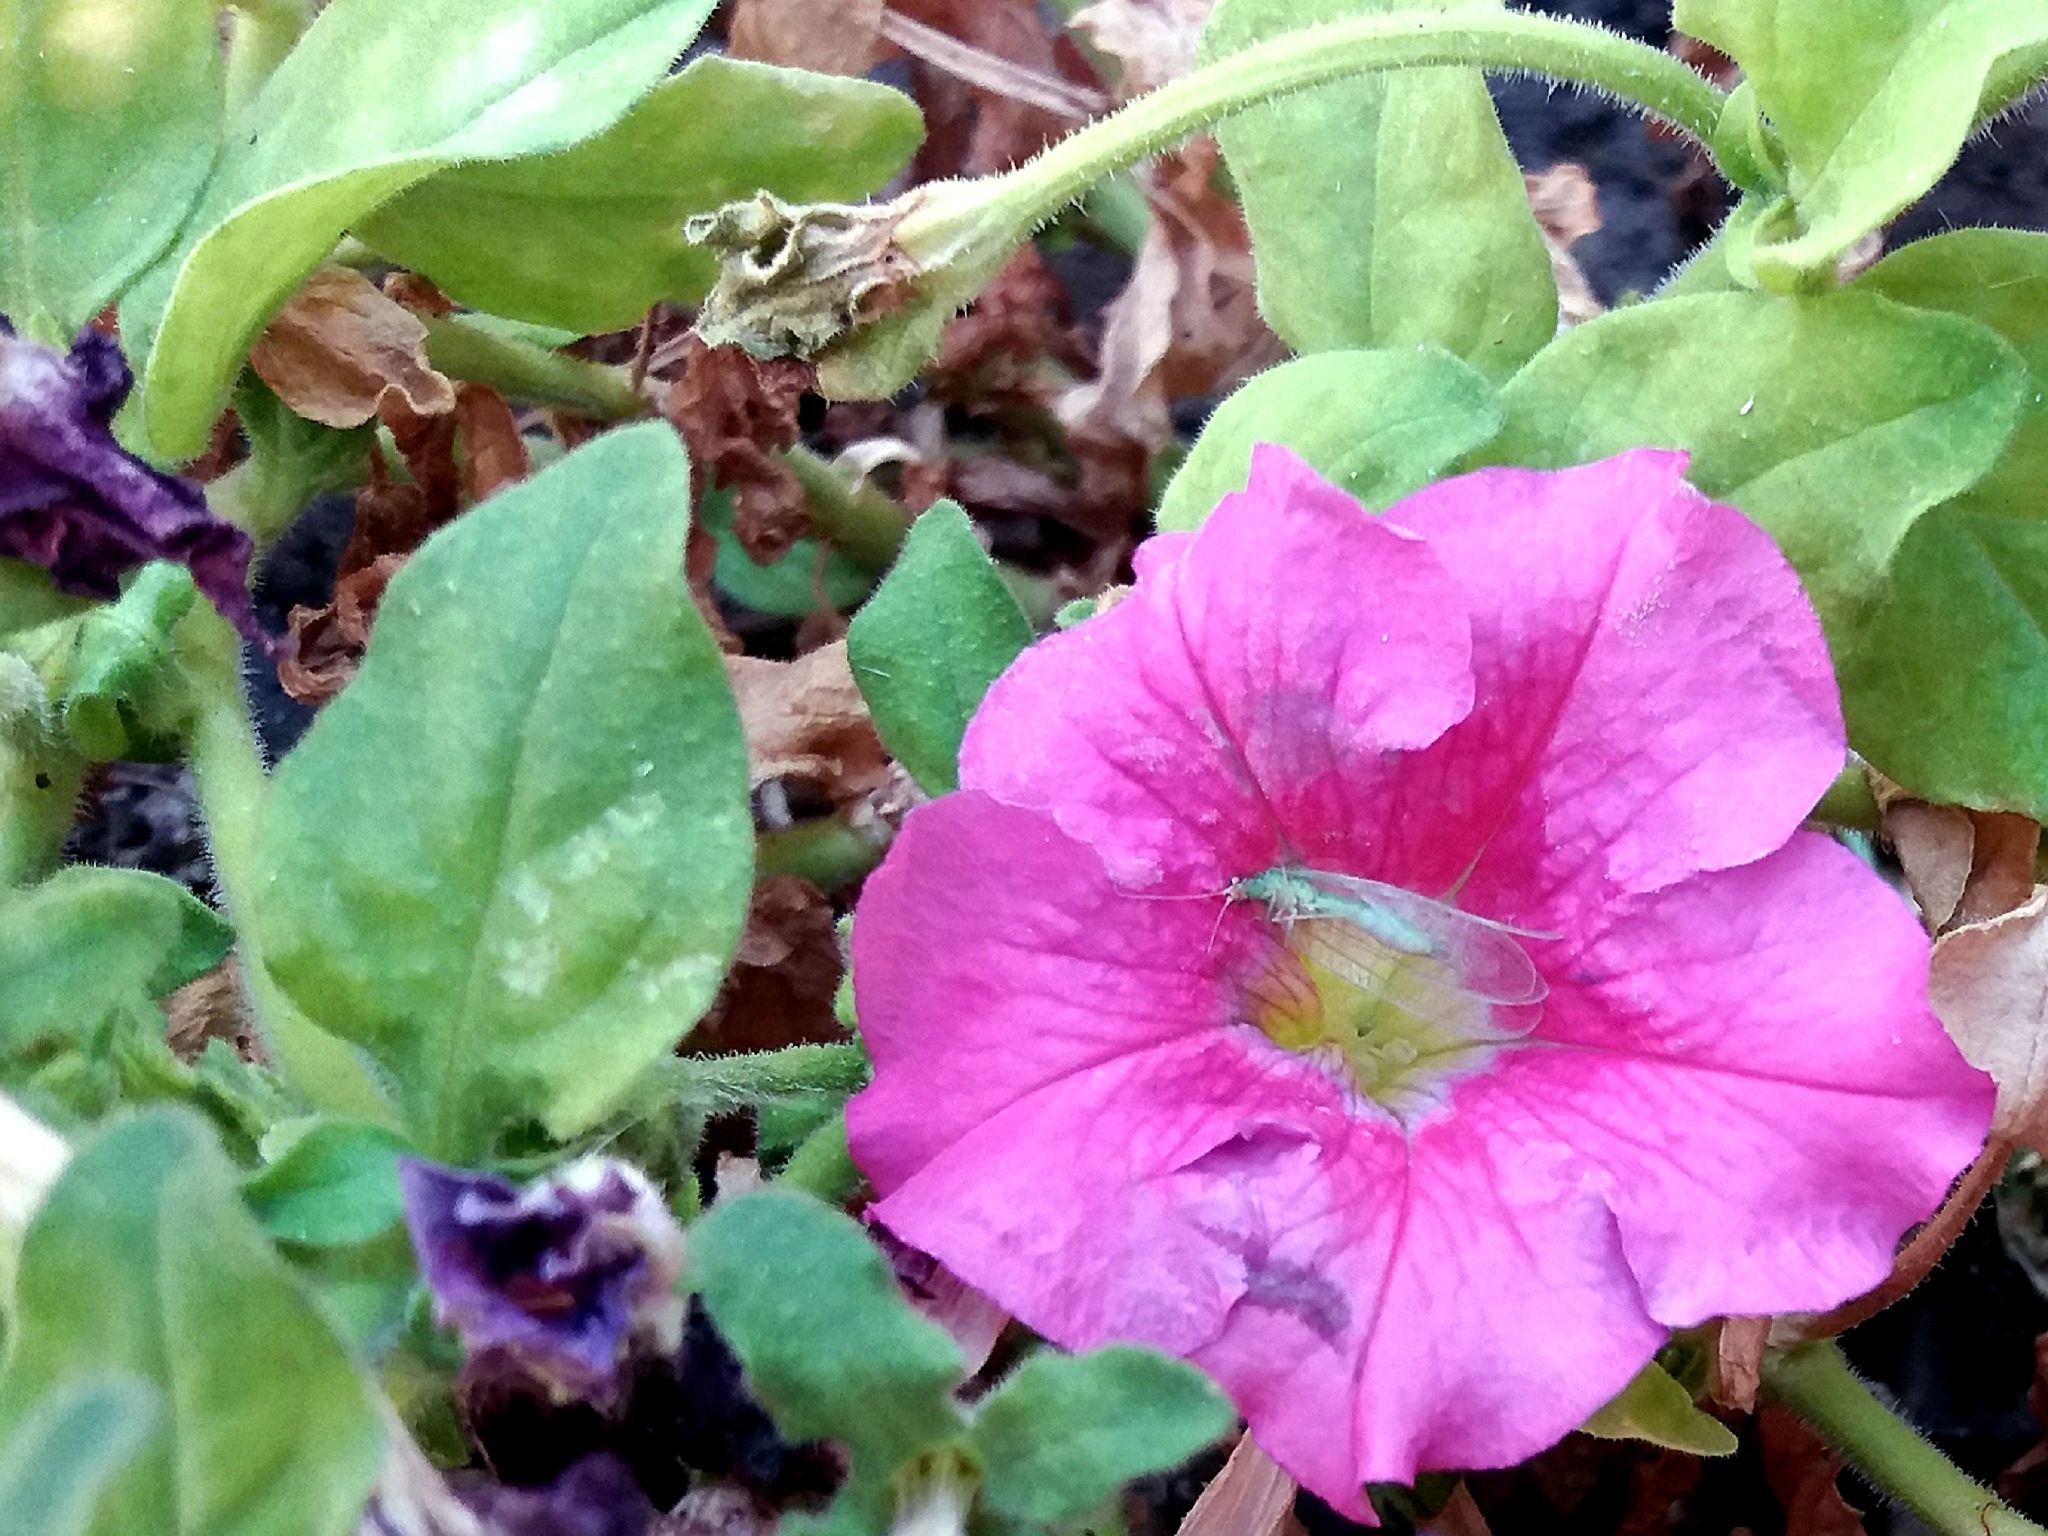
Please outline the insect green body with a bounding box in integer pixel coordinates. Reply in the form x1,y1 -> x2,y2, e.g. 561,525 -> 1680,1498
1231,867 -> 1435,955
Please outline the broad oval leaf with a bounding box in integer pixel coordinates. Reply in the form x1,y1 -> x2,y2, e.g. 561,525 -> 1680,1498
0,0 -> 221,340
124,0 -> 717,460
1199,0 -> 1555,380
0,1108 -> 384,1536
1156,347 -> 1504,531
1675,0 -> 2048,285
358,55 -> 923,335
846,503 -> 1033,796
254,423 -> 753,1160
0,1375 -> 159,1536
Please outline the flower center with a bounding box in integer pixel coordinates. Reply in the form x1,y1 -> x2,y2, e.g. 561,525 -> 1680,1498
1229,866 -> 1543,1121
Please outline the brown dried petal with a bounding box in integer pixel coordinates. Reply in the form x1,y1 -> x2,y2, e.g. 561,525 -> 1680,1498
729,0 -> 883,75
1711,1316 -> 1768,1413
1525,163 -> 1604,328
454,384 -> 530,504
250,267 -> 457,429
1068,0 -> 1214,97
279,554 -> 404,707
1758,1406 -> 1868,1536
664,341 -> 812,565
1176,1436 -> 1298,1536
1930,886 -> 2048,1154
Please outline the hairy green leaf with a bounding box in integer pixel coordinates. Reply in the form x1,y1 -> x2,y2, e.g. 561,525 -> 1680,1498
1675,0 -> 2048,285
1200,0 -> 1554,379
847,504 -> 1032,794
123,0 -> 717,460
255,424 -> 752,1159
1157,348 -> 1504,531
0,1109 -> 384,1536
1581,1360 -> 1737,1456
971,1348 -> 1232,1524
359,56 -> 922,334
0,0 -> 221,339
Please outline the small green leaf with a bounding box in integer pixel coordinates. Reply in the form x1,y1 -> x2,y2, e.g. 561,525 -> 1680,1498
1157,348 -> 1504,531
0,1375 -> 159,1536
846,504 -> 1032,794
60,562 -> 197,762
1581,1360 -> 1738,1456
244,1118 -> 411,1248
0,0 -> 222,339
1674,0 -> 2048,286
1200,0 -> 1555,379
971,1348 -> 1233,1525
1489,287 -> 2026,623
211,377 -> 375,547
255,423 -> 753,1159
123,0 -> 718,460
0,1109 -> 385,1536
358,56 -> 923,335
0,867 -> 231,1048
691,1188 -> 969,1536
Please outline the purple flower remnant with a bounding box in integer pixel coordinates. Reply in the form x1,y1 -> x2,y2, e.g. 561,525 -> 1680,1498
399,1156 -> 687,1407
0,323 -> 260,642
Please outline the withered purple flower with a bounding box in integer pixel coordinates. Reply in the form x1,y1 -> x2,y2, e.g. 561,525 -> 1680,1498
0,324 -> 258,641
399,1156 -> 686,1406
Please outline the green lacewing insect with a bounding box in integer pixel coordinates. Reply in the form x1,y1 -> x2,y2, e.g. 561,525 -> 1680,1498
1230,866 -> 1550,1009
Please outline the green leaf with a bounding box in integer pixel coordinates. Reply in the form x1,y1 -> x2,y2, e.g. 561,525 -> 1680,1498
700,487 -> 875,617
1674,0 -> 2048,286
1580,1359 -> 1738,1456
254,423 -> 753,1159
0,867 -> 231,1047
1858,228 -> 2048,521
0,1109 -> 385,1536
1199,0 -> 1554,380
0,1375 -> 159,1536
846,504 -> 1032,795
1489,287 -> 2026,621
0,562 -> 88,640
211,376 -> 375,547
60,562 -> 197,762
1836,507 -> 2048,814
1156,348 -> 1505,531
244,1118 -> 411,1248
358,55 -> 923,335
122,0 -> 719,460
970,1348 -> 1232,1525
0,0 -> 222,339
690,1188 -> 969,1536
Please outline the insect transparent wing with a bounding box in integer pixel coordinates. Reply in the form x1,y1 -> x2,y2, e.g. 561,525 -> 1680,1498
1292,870 -> 1549,1008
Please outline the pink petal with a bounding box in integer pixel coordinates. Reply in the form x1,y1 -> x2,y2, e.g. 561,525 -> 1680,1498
1491,832 -> 1993,1322
1365,450 -> 1845,912
958,444 -> 1473,893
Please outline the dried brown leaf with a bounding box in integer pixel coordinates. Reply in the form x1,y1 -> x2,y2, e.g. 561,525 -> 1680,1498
1889,799 -> 1977,931
929,246 -> 1090,413
1176,1436 -> 1297,1536
1931,886 -> 2048,1153
279,554 -> 404,706
691,875 -> 847,1055
891,0 -> 1092,177
726,640 -> 890,803
453,384 -> 529,504
1759,1406 -> 1868,1536
164,957 -> 261,1064
1525,163 -> 1604,327
665,341 -> 812,566
251,266 -> 456,429
1712,1316 -> 1769,1413
1069,0 -> 1213,96
728,0 -> 883,75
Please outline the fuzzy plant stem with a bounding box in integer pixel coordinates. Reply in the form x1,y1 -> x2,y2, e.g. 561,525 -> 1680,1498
902,8 -> 1739,263
1764,1341 -> 2048,1536
180,609 -> 396,1125
666,1042 -> 871,1115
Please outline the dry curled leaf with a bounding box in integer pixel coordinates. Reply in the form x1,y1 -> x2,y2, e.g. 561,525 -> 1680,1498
1524,163 -> 1604,327
1176,1435 -> 1299,1536
251,266 -> 456,429
891,0 -> 1093,177
1069,0 -> 1214,97
665,340 -> 812,566
728,0 -> 883,75
726,640 -> 890,803
1931,886 -> 2048,1155
1759,1406 -> 1868,1536
1711,1316 -> 1769,1413
280,554 -> 404,706
1876,774 -> 2041,933
692,876 -> 847,1055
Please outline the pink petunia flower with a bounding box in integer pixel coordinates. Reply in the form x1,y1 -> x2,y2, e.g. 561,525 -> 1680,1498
846,446 -> 1994,1519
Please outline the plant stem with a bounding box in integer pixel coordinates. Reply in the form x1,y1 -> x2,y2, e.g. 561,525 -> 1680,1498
420,316 -> 647,421
179,610 -> 396,1126
1763,1341 -> 2048,1536
667,1042 -> 870,1114
781,449 -> 913,575
757,814 -> 890,891
908,9 -> 1734,255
